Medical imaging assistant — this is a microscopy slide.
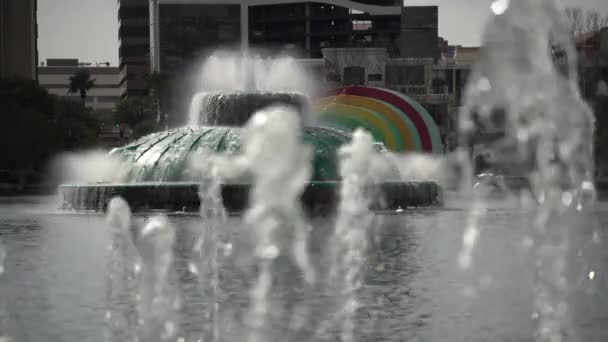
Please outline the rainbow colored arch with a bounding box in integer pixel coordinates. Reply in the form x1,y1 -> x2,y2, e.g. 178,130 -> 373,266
314,86 -> 444,153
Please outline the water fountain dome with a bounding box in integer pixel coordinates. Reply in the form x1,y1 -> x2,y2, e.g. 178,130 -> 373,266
59,87 -> 443,214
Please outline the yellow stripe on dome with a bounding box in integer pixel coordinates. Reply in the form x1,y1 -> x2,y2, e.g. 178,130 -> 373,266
316,102 -> 401,150
316,95 -> 421,152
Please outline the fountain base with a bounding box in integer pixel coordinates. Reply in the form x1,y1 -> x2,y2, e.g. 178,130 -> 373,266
58,181 -> 442,215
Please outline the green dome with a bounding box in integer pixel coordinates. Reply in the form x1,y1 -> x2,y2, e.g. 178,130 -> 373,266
110,126 -> 352,183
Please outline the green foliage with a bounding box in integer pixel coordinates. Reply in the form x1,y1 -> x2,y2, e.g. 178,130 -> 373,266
115,96 -> 158,129
0,77 -> 100,173
133,120 -> 161,139
68,69 -> 95,101
145,71 -> 171,99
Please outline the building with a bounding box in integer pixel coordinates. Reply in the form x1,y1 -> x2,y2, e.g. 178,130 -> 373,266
308,44 -> 479,151
0,0 -> 38,81
118,0 -> 151,96
400,6 -> 439,60
38,59 -> 121,112
576,27 -> 608,99
152,0 -> 407,76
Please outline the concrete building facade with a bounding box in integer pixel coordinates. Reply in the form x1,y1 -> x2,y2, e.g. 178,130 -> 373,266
0,0 -> 38,81
38,59 -> 121,112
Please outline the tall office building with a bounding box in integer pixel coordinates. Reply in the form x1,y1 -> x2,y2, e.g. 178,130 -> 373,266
400,6 -> 439,60
0,0 -> 38,81
153,0 -> 403,75
118,0 -> 150,96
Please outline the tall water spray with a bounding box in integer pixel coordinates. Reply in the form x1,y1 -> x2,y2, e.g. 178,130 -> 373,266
105,197 -> 138,342
325,129 -> 389,342
231,106 -> 316,342
457,0 -> 596,340
188,53 -> 316,127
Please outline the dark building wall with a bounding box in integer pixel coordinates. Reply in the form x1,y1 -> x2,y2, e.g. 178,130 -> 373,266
0,0 -> 37,80
159,4 -> 241,126
400,6 -> 439,60
159,4 -> 241,74
249,2 -> 402,58
118,0 -> 150,96
353,0 -> 400,5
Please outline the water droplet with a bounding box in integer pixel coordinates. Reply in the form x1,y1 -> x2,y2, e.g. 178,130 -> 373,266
593,231 -> 602,244
491,0 -> 509,15
588,271 -> 595,280
188,262 -> 198,275
223,242 -> 233,256
105,311 -> 112,320
162,321 -> 176,339
522,236 -> 534,248
106,197 -> 132,230
531,312 -> 539,320
257,245 -> 279,260
134,262 -> 141,274
560,191 -> 573,207
477,77 -> 492,92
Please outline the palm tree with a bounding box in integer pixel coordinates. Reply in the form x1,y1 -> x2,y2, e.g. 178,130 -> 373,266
68,69 -> 95,104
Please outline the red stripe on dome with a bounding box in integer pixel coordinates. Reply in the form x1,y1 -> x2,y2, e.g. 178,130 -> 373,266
324,86 -> 433,152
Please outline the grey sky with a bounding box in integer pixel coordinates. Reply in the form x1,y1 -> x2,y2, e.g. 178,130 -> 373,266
37,0 -> 608,66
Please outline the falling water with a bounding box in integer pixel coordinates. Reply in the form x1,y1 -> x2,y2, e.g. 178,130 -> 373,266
187,53 -> 315,127
136,215 -> 179,342
105,197 -> 138,342
0,238 -> 7,342
230,106 -> 316,342
458,0 -> 596,340
325,129 -> 384,342
193,153 -> 228,342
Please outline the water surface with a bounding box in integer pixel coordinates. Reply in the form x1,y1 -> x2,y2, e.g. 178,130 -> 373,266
1,196 -> 607,341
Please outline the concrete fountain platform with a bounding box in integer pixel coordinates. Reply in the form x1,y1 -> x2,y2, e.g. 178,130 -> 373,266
59,90 -> 444,215
59,181 -> 442,215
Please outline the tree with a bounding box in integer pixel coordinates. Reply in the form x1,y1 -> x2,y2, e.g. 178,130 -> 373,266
0,77 -> 101,186
115,97 -> 157,129
115,96 -> 160,138
68,69 -> 95,103
565,8 -> 608,40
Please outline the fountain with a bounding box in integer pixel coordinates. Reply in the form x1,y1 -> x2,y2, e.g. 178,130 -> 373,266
58,54 -> 444,215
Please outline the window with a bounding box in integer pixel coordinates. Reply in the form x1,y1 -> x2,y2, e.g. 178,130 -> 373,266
353,20 -> 372,31
386,65 -> 426,85
343,66 -> 365,85
368,74 -> 383,82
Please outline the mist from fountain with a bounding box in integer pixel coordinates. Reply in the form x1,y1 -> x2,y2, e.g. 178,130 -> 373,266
455,0 -> 596,340
187,52 -> 316,127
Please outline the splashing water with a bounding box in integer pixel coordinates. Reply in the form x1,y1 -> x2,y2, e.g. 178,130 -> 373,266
136,215 -> 179,342
233,107 -> 316,342
0,239 -> 5,277
194,155 -> 228,342
105,197 -> 138,342
458,0 -> 596,340
196,52 -> 315,94
323,129 -> 385,342
188,53 -> 315,127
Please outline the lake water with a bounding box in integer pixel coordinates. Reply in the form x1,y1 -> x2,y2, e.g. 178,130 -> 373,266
1,195 -> 607,342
